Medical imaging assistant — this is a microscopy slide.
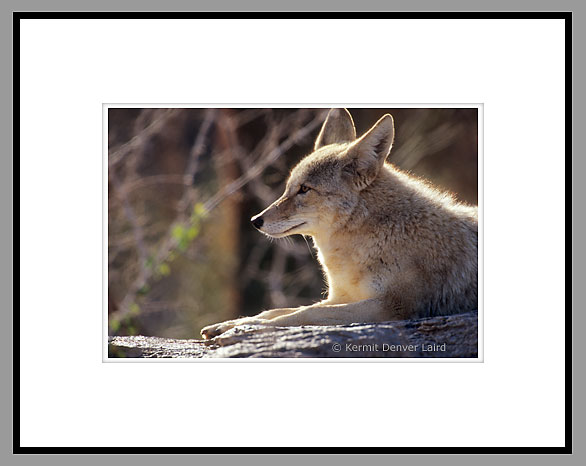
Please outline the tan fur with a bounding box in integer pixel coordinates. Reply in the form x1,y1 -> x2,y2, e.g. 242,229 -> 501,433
201,108 -> 478,339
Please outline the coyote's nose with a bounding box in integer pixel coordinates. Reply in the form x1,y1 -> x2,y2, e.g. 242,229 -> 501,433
251,215 -> 264,230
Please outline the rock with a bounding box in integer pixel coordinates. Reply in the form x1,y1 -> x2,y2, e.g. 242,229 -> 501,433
108,311 -> 478,358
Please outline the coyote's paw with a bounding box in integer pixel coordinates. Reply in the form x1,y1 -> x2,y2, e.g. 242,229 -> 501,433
201,321 -> 236,339
201,318 -> 266,339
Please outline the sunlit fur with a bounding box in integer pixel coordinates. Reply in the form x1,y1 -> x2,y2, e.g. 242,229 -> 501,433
201,109 -> 478,339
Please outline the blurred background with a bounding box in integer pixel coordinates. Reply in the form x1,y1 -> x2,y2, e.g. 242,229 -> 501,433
108,107 -> 478,338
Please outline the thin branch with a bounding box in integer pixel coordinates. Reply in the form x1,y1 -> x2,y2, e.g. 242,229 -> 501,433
108,109 -> 180,167
202,110 -> 327,213
110,169 -> 148,282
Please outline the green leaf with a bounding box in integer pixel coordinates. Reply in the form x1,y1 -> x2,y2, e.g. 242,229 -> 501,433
129,303 -> 140,315
158,263 -> 171,276
172,225 -> 185,240
110,319 -> 120,333
187,225 -> 199,240
193,203 -> 207,218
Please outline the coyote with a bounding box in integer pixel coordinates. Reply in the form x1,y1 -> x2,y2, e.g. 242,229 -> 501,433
201,108 -> 478,339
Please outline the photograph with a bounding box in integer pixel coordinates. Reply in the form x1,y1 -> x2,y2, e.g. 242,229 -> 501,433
106,106 -> 480,359
15,9 -> 571,455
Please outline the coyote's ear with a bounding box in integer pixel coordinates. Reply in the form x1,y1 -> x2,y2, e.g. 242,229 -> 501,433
314,108 -> 356,150
343,114 -> 394,189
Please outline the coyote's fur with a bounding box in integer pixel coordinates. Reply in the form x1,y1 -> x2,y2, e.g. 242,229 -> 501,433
201,108 -> 478,339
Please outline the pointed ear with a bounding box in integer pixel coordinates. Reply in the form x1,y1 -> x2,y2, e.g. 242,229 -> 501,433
343,114 -> 395,189
314,108 -> 356,150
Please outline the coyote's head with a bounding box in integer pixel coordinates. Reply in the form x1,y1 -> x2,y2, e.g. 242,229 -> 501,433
251,108 -> 395,238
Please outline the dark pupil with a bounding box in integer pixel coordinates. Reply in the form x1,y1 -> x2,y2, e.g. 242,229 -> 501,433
299,185 -> 309,194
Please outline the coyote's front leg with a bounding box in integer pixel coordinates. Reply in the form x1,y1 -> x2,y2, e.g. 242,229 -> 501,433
262,297 -> 397,328
201,296 -> 409,339
200,307 -> 298,339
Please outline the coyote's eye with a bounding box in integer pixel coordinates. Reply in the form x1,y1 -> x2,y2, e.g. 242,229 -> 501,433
298,184 -> 310,194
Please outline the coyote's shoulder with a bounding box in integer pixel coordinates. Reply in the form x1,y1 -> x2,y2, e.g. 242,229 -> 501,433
201,108 -> 478,339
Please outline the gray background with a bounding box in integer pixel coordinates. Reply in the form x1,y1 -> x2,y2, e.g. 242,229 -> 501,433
3,0 -> 580,464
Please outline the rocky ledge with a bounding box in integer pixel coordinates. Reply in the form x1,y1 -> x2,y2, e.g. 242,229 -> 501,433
108,311 -> 478,358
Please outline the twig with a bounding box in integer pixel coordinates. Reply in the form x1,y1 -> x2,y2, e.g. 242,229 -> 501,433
110,169 -> 148,282
203,110 -> 327,213
108,109 -> 179,167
